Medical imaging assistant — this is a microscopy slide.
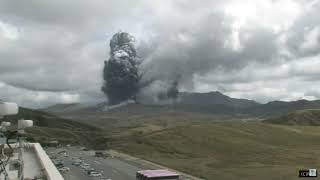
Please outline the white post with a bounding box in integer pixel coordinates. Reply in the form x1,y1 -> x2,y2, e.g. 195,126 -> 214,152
17,119 -> 33,180
18,135 -> 24,180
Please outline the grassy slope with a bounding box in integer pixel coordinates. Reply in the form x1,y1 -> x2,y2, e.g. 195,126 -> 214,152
264,109 -> 320,125
3,107 -> 106,148
111,122 -> 320,180
9,106 -> 320,179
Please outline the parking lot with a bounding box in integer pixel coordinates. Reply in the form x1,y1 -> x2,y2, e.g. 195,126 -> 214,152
46,147 -> 143,180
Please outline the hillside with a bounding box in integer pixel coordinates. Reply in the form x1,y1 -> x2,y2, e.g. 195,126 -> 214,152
111,122 -> 320,180
247,100 -> 320,116
178,91 -> 259,108
43,92 -> 320,119
41,103 -> 91,114
7,106 -> 320,180
42,91 -> 259,115
263,109 -> 320,125
3,107 -> 106,148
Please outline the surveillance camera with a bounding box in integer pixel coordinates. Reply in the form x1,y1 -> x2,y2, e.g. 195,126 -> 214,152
0,102 -> 18,116
18,120 -> 33,129
18,119 -> 33,134
0,121 -> 11,132
1,122 -> 11,127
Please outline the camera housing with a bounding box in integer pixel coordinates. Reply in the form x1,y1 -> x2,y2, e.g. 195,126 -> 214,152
18,120 -> 33,134
0,102 -> 19,116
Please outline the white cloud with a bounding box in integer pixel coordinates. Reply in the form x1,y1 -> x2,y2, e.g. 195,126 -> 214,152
0,0 -> 320,107
224,0 -> 302,32
191,54 -> 320,103
61,93 -> 80,104
0,21 -> 19,40
0,82 -> 105,108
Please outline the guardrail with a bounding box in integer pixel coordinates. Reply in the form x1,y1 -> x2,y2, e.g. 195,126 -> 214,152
33,143 -> 64,180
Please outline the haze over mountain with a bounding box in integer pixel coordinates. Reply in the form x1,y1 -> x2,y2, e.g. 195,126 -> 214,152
41,103 -> 92,114
178,91 -> 259,108
264,109 -> 320,125
43,91 -> 320,119
2,107 -> 104,147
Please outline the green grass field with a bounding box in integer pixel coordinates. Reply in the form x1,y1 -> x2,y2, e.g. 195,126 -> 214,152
111,122 -> 320,180
11,106 -> 320,179
264,109 -> 320,125
3,107 -> 107,148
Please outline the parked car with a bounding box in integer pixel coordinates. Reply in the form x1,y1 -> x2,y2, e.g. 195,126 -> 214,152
53,159 -> 64,164
87,169 -> 96,175
49,155 -> 57,159
72,162 -> 81,166
81,147 -> 89,151
95,151 -> 108,158
88,172 -> 102,177
72,161 -> 81,166
53,160 -> 64,168
72,158 -> 83,165
58,167 -> 70,172
85,167 -> 95,172
56,164 -> 64,168
80,164 -> 90,169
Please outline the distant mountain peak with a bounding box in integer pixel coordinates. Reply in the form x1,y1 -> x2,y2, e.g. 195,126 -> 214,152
178,91 -> 260,108
41,91 -> 320,118
264,109 -> 320,125
41,103 -> 90,113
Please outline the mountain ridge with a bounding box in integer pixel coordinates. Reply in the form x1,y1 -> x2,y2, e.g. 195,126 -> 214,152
263,109 -> 320,125
178,91 -> 260,108
42,91 -> 320,118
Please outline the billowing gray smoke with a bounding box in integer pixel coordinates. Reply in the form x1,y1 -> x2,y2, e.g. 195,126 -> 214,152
102,31 -> 180,105
166,78 -> 179,99
102,32 -> 140,105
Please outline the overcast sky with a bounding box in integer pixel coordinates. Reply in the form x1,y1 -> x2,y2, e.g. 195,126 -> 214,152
0,0 -> 319,108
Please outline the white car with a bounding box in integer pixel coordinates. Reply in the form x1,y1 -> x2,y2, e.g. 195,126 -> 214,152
72,161 -> 81,166
89,172 -> 102,177
80,165 -> 90,169
58,167 -> 70,173
72,159 -> 83,164
85,167 -> 95,171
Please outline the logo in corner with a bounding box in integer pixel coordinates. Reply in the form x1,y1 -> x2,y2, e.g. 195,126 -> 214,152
309,169 -> 317,177
299,169 -> 317,177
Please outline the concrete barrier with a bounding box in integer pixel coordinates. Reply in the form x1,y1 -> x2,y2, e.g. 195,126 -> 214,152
33,143 -> 64,180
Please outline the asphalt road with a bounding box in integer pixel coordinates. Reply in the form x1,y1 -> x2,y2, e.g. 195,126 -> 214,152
46,147 -> 145,180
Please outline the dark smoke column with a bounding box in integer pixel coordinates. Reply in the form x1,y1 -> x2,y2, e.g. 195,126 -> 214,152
167,79 -> 179,99
102,32 -> 140,105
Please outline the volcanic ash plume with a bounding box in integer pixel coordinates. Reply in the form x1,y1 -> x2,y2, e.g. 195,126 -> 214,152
102,31 -> 181,105
102,32 -> 140,105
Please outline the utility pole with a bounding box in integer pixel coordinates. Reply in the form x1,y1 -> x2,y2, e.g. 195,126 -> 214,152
17,119 -> 33,180
17,134 -> 24,180
0,102 -> 33,179
0,101 -> 18,180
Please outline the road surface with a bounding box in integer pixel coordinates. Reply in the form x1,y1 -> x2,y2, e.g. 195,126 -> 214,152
47,147 -> 143,180
46,146 -> 201,180
46,146 -> 190,180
